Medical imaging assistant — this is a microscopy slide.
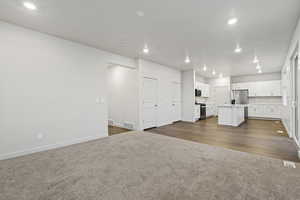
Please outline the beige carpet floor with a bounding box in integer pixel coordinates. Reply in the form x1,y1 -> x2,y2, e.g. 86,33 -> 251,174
0,131 -> 299,200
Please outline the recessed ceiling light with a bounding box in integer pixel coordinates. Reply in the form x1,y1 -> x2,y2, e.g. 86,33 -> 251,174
258,69 -> 262,74
143,44 -> 149,54
253,55 -> 259,64
136,11 -> 145,17
23,1 -> 37,10
234,44 -> 242,53
228,18 -> 238,25
185,56 -> 191,64
203,65 -> 207,71
212,70 -> 216,76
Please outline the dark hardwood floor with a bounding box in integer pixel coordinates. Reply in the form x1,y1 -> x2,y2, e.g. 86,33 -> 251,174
149,117 -> 299,162
108,125 -> 130,136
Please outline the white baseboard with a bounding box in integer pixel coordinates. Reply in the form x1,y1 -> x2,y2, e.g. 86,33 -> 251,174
248,117 -> 280,121
282,119 -> 291,138
294,138 -> 300,149
0,134 -> 106,161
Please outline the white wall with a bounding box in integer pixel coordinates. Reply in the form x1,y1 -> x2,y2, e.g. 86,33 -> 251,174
107,65 -> 139,130
182,70 -> 195,122
195,75 -> 208,83
207,77 -> 231,104
281,16 -> 300,146
208,77 -> 231,87
138,59 -> 181,127
0,21 -> 135,160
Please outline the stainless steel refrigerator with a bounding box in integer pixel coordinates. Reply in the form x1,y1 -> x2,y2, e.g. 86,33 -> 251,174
232,89 -> 249,120
232,89 -> 249,104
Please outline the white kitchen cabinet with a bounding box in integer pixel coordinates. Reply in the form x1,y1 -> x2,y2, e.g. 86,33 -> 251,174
264,104 -> 280,118
194,105 -> 200,121
248,105 -> 256,117
233,80 -> 281,97
247,82 -> 256,97
202,84 -> 210,97
195,82 -> 210,97
248,104 -> 281,119
255,104 -> 265,117
206,105 -> 215,117
270,81 -> 281,96
232,82 -> 248,90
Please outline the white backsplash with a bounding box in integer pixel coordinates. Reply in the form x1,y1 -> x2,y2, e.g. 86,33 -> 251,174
195,97 -> 208,103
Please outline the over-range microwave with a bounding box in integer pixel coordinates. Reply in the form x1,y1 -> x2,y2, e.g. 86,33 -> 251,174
195,89 -> 202,97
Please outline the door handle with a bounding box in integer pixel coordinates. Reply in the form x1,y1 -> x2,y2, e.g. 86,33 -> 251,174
154,105 -> 158,107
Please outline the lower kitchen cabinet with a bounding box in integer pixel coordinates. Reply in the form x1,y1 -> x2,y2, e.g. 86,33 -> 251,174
206,105 -> 215,117
194,105 -> 200,121
248,104 -> 281,119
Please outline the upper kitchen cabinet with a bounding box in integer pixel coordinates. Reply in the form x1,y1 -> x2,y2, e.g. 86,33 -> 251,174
269,80 -> 281,96
195,81 -> 210,97
232,82 -> 249,90
202,84 -> 210,97
232,80 -> 281,97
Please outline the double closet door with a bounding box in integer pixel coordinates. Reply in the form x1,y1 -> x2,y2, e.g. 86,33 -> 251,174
142,77 -> 181,129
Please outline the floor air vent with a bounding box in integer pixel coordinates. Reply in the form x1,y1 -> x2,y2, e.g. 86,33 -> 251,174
283,160 -> 296,169
123,122 -> 134,130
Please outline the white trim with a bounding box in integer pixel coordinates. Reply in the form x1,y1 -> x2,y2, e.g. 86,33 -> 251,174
282,119 -> 291,138
0,135 -> 105,161
294,137 -> 300,149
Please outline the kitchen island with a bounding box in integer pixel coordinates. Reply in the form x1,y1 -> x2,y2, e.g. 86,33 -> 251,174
218,104 -> 246,127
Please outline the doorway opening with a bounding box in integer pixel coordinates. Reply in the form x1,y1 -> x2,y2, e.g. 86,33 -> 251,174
291,43 -> 300,154
107,64 -> 139,136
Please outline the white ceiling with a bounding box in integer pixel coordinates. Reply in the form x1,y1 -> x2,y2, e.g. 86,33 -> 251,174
0,0 -> 300,77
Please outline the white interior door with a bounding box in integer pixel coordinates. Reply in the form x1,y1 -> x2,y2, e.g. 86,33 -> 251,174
142,77 -> 158,129
295,54 -> 299,143
171,82 -> 181,122
291,46 -> 299,144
